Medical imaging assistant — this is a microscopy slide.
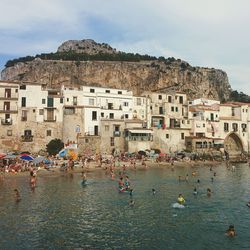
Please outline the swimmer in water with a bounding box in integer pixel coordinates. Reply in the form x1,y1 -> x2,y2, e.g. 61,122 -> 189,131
197,179 -> 200,183
211,177 -> 214,182
193,187 -> 198,195
152,188 -> 156,195
129,199 -> 135,207
225,225 -> 236,237
246,201 -> 250,208
129,189 -> 133,197
177,194 -> 185,205
213,172 -> 216,177
207,188 -> 212,197
14,189 -> 21,202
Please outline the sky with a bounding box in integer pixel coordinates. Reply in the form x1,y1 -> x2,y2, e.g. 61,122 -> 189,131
1,0 -> 250,94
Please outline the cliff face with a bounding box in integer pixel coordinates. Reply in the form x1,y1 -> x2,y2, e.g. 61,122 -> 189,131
1,40 -> 231,101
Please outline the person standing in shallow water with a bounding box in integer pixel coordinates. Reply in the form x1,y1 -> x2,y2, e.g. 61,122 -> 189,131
14,189 -> 21,202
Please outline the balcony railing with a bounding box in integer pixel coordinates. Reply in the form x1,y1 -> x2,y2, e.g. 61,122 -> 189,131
1,118 -> 12,125
0,109 -> 18,114
21,135 -> 33,142
44,118 -> 57,122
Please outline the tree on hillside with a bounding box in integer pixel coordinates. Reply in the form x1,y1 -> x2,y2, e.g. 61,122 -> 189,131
46,138 -> 64,156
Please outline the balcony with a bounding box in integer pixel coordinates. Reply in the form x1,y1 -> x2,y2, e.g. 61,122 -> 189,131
0,96 -> 18,100
1,118 -> 12,125
44,118 -> 57,122
0,109 -> 18,114
113,131 -> 121,137
21,135 -> 33,142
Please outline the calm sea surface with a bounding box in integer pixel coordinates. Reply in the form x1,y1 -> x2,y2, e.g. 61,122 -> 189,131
0,163 -> 250,249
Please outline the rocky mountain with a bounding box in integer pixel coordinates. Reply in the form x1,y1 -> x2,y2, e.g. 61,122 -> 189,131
57,39 -> 118,55
1,40 -> 231,101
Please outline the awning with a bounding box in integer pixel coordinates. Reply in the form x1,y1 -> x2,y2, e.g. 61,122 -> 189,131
128,129 -> 153,134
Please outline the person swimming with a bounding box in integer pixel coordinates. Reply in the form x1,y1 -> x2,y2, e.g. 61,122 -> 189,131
129,199 -> 135,207
211,177 -> 214,182
207,188 -> 212,197
177,194 -> 185,204
152,188 -> 156,195
193,187 -> 198,195
225,225 -> 236,237
14,189 -> 21,202
197,179 -> 200,183
246,201 -> 250,208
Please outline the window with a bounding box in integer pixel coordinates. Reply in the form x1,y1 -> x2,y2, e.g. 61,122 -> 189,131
159,107 -> 164,114
67,98 -> 69,102
125,114 -> 129,119
21,97 -> 26,107
21,110 -> 27,121
109,113 -> 114,119
73,97 -> 77,105
105,90 -> 110,93
166,134 -> 169,139
24,129 -> 32,136
136,98 -> 142,106
114,125 -> 120,132
108,103 -> 113,109
158,95 -> 162,100
47,97 -> 54,107
20,85 -> 26,90
181,133 -> 185,140
85,139 -> 89,143
171,107 -> 174,112
105,125 -> 109,131
42,99 -> 46,104
232,107 -> 235,116
175,107 -> 178,112
203,123 -> 205,127
46,130 -> 52,136
110,137 -> 115,146
224,123 -> 229,132
33,109 -> 36,113
60,97 -> 64,104
232,123 -> 238,132
124,102 -> 129,106
7,130 -> 12,136
15,89 -> 18,93
101,112 -> 104,117
242,123 -> 247,132
89,98 -> 94,105
90,88 -> 95,93
179,96 -> 183,104
118,91 -> 122,94
92,111 -> 97,120
168,96 -> 172,103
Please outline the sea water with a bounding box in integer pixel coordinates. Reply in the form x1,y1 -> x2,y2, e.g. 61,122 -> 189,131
0,163 -> 250,249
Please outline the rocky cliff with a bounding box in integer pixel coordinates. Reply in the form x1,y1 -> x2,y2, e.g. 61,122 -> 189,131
1,40 -> 231,101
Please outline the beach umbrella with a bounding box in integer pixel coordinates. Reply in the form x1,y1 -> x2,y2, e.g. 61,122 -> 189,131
4,154 -> 17,159
33,156 -> 46,164
20,154 -> 34,161
0,153 -> 6,159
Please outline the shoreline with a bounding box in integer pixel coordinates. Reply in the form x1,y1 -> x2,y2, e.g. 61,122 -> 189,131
1,159 -> 225,179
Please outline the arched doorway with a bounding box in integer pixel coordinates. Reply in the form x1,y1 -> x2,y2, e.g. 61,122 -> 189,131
224,133 -> 243,157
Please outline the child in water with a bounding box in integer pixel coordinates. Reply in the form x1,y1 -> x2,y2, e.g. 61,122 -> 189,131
177,194 -> 185,204
152,188 -> 156,195
225,225 -> 236,237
